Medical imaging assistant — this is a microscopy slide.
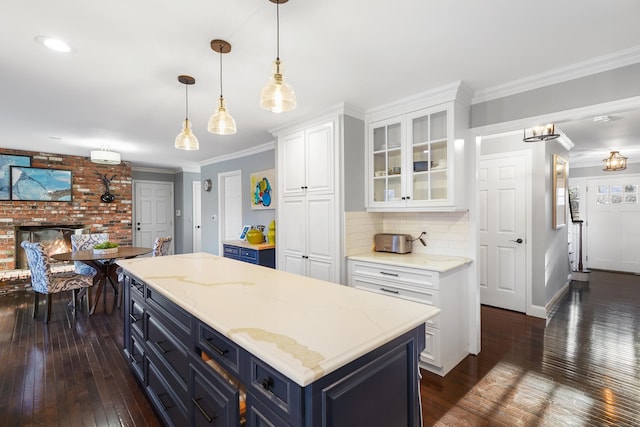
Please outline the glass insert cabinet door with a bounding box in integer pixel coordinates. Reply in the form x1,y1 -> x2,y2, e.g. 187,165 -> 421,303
372,118 -> 404,203
409,108 -> 448,202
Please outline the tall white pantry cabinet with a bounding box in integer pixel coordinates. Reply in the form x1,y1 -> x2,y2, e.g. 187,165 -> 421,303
274,108 -> 356,284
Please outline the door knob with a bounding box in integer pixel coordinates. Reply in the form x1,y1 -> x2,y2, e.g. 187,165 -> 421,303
510,238 -> 524,244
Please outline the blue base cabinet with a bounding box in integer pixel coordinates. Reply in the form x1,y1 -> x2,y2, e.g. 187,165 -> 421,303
123,272 -> 424,427
223,243 -> 275,269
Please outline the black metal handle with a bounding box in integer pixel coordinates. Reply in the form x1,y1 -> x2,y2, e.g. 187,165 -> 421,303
157,393 -> 172,411
129,353 -> 142,365
406,196 -> 411,200
192,397 -> 217,423
261,377 -> 274,392
155,340 -> 170,354
510,238 -> 524,244
129,313 -> 141,323
380,271 -> 399,277
204,338 -> 229,357
380,287 -> 399,294
137,228 -> 140,231
401,196 -> 406,200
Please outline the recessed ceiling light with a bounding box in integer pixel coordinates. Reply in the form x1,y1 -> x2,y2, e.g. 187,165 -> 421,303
593,115 -> 610,123
34,35 -> 73,53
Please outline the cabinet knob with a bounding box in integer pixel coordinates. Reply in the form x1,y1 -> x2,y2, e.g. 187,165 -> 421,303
401,197 -> 406,200
406,196 -> 411,200
261,377 -> 274,391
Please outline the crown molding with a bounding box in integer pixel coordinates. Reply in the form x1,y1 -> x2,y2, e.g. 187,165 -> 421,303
199,141 -> 275,166
472,45 -> 640,105
131,165 -> 180,174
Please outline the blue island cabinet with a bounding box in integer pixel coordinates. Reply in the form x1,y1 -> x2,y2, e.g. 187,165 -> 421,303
223,241 -> 275,269
123,272 -> 425,427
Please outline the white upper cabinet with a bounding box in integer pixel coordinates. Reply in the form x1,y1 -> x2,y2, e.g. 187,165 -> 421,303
280,122 -> 334,197
366,82 -> 471,211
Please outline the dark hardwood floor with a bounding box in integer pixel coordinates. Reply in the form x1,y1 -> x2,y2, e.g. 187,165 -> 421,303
422,270 -> 640,426
0,270 -> 638,426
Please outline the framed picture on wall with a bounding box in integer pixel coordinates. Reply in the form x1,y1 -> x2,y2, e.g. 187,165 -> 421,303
250,169 -> 275,210
0,154 -> 31,200
239,225 -> 251,240
10,167 -> 72,201
552,155 -> 567,229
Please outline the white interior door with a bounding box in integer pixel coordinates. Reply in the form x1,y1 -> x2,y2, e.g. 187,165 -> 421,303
586,175 -> 640,273
134,181 -> 174,252
192,181 -> 202,252
479,153 -> 527,312
218,171 -> 242,253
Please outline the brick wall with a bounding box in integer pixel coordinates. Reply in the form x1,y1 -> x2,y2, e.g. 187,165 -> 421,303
0,148 -> 133,271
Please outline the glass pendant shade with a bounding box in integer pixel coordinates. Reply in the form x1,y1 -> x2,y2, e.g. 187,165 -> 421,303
175,118 -> 199,150
208,96 -> 237,135
260,60 -> 296,113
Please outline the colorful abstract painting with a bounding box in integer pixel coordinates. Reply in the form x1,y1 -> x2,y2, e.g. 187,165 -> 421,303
0,154 -> 31,200
250,169 -> 275,210
10,167 -> 72,201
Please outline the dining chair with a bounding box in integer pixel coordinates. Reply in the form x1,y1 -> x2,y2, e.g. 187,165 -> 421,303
70,233 -> 109,279
152,236 -> 172,257
21,241 -> 94,323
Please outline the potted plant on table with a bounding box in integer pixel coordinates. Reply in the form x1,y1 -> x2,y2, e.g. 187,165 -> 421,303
93,241 -> 119,255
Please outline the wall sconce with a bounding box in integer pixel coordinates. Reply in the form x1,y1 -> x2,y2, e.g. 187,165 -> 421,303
603,151 -> 627,171
523,124 -> 559,142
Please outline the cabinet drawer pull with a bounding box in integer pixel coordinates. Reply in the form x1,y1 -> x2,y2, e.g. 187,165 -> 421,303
204,338 -> 229,357
130,353 -> 143,365
379,271 -> 399,277
129,313 -> 141,323
261,376 -> 274,392
192,397 -> 217,423
157,392 -> 173,411
155,340 -> 170,354
380,287 -> 399,294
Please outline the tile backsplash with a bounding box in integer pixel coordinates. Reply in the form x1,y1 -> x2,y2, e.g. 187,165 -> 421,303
344,211 -> 469,257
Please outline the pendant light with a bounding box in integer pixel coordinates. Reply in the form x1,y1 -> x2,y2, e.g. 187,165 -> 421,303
208,39 -> 237,135
175,75 -> 199,150
260,0 -> 297,113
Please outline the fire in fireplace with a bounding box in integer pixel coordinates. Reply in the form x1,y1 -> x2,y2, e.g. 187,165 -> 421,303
14,225 -> 91,270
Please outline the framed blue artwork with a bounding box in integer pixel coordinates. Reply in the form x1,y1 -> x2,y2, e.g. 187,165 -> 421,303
0,154 -> 31,200
10,166 -> 72,201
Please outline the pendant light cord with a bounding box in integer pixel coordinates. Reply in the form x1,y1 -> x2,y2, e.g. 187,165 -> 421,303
184,83 -> 189,121
276,1 -> 280,61
219,43 -> 224,99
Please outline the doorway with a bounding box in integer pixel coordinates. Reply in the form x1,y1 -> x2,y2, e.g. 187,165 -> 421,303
133,180 -> 174,253
217,170 -> 242,254
478,151 -> 530,313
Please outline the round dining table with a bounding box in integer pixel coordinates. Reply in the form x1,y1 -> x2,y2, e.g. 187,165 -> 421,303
51,246 -> 152,314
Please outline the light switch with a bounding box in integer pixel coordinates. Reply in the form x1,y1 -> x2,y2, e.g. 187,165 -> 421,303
175,209 -> 181,217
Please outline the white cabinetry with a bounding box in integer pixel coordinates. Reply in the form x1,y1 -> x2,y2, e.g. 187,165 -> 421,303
276,120 -> 341,283
347,258 -> 469,376
366,82 -> 470,211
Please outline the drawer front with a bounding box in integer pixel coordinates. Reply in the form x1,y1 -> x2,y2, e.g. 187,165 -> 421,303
146,286 -> 191,337
349,260 -> 439,290
147,357 -> 188,427
197,321 -> 241,377
129,296 -> 145,338
223,245 -> 240,258
246,393 -> 291,427
147,315 -> 189,391
421,326 -> 442,368
239,248 -> 258,263
191,355 -> 240,427
127,333 -> 145,384
247,356 -> 301,426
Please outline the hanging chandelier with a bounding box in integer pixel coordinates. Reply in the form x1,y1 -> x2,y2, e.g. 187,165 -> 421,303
603,151 -> 627,171
523,124 -> 560,142
175,75 -> 200,150
260,0 -> 297,113
208,39 -> 237,135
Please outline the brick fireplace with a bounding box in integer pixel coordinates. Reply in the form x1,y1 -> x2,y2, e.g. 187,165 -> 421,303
0,148 -> 133,273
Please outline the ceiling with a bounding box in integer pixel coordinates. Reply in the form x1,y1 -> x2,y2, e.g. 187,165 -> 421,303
2,0 -> 640,171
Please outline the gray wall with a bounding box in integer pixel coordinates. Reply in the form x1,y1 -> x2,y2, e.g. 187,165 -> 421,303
343,115 -> 366,212
174,171 -> 201,254
200,149 -> 276,255
471,63 -> 640,128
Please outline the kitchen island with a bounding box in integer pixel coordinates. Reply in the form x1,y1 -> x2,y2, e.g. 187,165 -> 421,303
118,252 -> 439,426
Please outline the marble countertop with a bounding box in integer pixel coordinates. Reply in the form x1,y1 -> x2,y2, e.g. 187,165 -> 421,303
223,240 -> 275,250
117,253 -> 438,387
347,251 -> 471,273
